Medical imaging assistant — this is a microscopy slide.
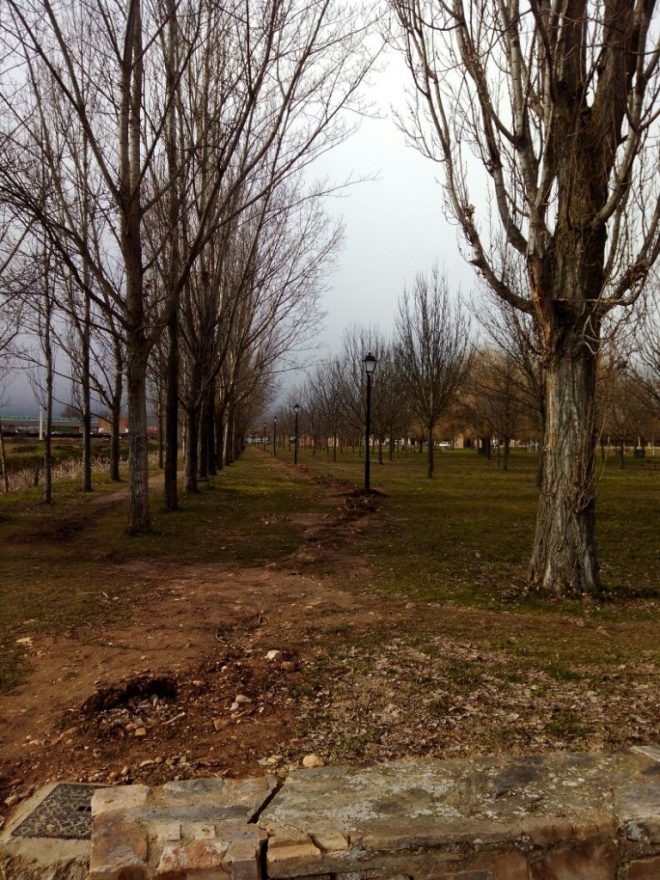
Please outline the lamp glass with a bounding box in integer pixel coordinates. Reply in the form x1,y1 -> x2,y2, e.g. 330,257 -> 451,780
363,352 -> 377,375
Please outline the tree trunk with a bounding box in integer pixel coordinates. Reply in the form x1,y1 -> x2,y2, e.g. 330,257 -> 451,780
0,421 -> 8,493
185,406 -> 199,493
427,425 -> 434,478
503,436 -> 510,472
81,298 -> 93,492
225,409 -> 235,465
126,350 -> 150,534
206,386 -> 217,476
43,327 -> 53,506
619,438 -> 625,469
110,399 -> 121,483
528,344 -> 599,597
215,406 -> 225,471
164,308 -> 179,510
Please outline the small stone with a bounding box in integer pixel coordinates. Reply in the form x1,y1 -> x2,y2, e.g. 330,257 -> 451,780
302,754 -> 324,769
192,679 -> 204,687
281,661 -> 295,672
135,727 -> 147,737
267,842 -> 322,878
266,650 -> 282,661
213,718 -> 227,732
139,759 -> 155,768
235,694 -> 252,704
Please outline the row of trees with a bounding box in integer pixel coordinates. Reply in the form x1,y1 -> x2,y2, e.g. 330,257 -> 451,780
275,270 -> 660,478
0,0 -> 372,530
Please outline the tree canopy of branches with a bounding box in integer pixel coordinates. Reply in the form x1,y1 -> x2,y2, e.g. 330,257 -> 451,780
396,268 -> 471,478
391,0 -> 660,596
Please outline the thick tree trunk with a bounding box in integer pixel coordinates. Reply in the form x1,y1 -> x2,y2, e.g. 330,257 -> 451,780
126,350 -> 150,534
503,437 -> 510,472
528,344 -> 599,597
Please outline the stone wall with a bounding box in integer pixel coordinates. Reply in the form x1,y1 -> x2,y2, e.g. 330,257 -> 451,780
87,747 -> 660,880
5,747 -> 660,879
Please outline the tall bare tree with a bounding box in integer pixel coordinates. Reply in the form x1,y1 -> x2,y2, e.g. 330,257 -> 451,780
396,268 -> 472,478
391,0 -> 660,595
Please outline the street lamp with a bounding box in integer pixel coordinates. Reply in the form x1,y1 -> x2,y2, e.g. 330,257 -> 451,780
294,403 -> 300,465
363,352 -> 377,491
273,416 -> 277,456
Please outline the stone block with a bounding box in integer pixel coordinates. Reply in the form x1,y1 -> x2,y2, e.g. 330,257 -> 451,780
529,840 -> 617,880
617,783 -> 660,845
151,821 -> 182,842
224,837 -> 263,880
493,852 -> 530,880
311,831 -> 349,852
189,822 -> 217,840
156,840 -> 230,878
521,819 -> 575,849
625,856 -> 660,880
267,841 -> 323,877
89,812 -> 148,880
92,785 -> 149,817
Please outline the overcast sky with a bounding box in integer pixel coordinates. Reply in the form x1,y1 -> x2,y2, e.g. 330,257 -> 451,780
310,47 -> 477,358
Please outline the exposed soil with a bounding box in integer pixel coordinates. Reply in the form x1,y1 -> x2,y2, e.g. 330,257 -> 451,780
1,459 -> 658,825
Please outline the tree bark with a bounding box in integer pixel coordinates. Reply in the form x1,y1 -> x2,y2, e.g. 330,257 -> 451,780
427,425 -> 434,478
185,406 -> 199,492
528,342 -> 599,597
164,308 -> 179,509
126,348 -> 150,533
0,421 -> 8,493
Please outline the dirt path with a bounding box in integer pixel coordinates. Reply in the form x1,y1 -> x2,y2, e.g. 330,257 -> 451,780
0,473 -> 406,800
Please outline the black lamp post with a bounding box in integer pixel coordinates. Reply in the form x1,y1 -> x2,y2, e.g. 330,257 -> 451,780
294,403 -> 300,465
273,416 -> 277,456
363,352 -> 377,491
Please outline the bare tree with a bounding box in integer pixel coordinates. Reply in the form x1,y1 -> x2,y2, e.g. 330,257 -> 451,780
391,0 -> 660,596
396,268 -> 472,478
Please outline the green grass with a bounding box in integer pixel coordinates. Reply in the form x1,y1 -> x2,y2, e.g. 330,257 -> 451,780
294,446 -> 659,607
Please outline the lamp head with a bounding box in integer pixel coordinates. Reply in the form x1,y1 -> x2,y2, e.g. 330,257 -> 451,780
363,352 -> 377,375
